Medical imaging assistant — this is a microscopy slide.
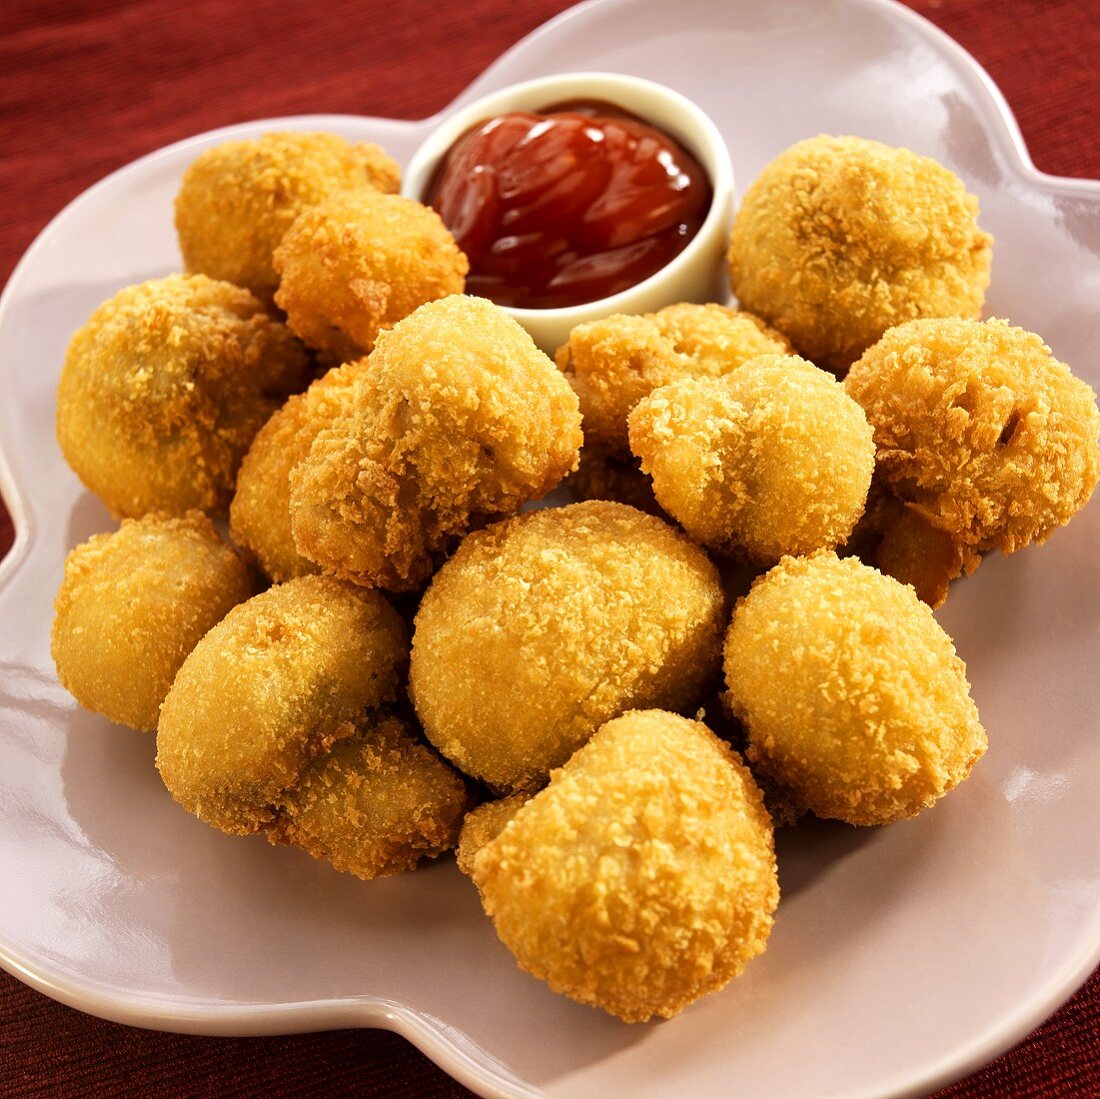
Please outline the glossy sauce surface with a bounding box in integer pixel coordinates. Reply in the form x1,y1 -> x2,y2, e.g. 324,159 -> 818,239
423,100 -> 712,310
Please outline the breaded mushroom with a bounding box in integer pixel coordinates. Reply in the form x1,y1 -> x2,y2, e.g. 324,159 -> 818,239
556,303 -> 790,453
845,317 -> 1100,604
273,190 -> 468,360
51,513 -> 254,732
729,135 -> 992,372
272,715 -> 474,879
471,709 -> 778,1023
409,501 -> 726,791
56,275 -> 311,518
290,295 -> 583,590
455,793 -> 530,878
724,552 -> 987,825
230,359 -> 366,582
175,131 -> 400,304
629,354 -> 875,563
157,575 -> 407,835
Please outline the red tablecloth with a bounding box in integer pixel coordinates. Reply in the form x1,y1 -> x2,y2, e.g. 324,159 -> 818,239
1,1 -> 1097,1095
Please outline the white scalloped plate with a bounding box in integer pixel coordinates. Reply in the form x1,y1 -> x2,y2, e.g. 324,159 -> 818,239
2,1 -> 1098,1096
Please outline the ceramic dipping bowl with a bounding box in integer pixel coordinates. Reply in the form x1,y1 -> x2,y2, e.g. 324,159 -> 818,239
402,71 -> 735,353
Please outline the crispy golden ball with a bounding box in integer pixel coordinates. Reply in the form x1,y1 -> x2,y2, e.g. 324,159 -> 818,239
724,552 -> 987,826
175,131 -> 400,303
272,715 -> 474,880
556,303 -> 789,453
471,709 -> 778,1023
156,575 -> 408,835
845,317 -> 1100,575
455,794 -> 530,878
409,501 -> 726,792
229,360 -> 365,582
56,274 -> 311,518
290,295 -> 583,590
51,513 -> 254,732
273,190 -> 468,360
728,135 -> 993,371
629,354 -> 875,563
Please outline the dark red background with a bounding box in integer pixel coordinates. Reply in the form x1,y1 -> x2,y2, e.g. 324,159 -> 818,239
1,1 -> 1097,1095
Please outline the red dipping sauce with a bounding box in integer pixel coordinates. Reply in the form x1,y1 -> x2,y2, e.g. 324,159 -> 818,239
423,100 -> 712,310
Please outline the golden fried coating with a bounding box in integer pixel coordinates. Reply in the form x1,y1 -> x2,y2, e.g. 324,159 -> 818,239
629,354 -> 875,563
455,794 -> 530,878
175,131 -> 400,304
564,446 -> 663,516
290,295 -> 583,590
229,360 -> 365,582
556,314 -> 674,453
471,709 -> 778,1023
729,135 -> 993,372
156,575 -> 407,835
273,190 -> 468,359
51,513 -> 254,732
647,302 -> 793,371
272,715 -> 474,879
845,318 -> 1100,603
724,552 -> 987,825
556,303 -> 789,453
56,275 -> 310,518
409,501 -> 726,791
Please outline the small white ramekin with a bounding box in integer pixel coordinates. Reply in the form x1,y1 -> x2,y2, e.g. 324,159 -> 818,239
402,72 -> 734,354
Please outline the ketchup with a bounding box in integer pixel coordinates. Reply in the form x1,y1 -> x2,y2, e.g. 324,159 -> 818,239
423,100 -> 712,310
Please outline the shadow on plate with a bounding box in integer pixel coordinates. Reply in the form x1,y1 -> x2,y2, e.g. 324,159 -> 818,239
66,492 -> 115,548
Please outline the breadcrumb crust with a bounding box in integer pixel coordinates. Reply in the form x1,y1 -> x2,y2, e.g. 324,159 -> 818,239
52,512 -> 254,732
156,575 -> 408,835
729,134 -> 992,371
629,353 -> 875,563
56,274 -> 310,518
409,501 -> 726,791
724,552 -> 987,825
472,709 -> 778,1023
290,295 -> 582,590
175,131 -> 400,303
557,302 -> 789,453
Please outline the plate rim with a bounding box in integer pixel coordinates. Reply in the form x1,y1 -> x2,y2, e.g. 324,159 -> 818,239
1,1 -> 1098,1096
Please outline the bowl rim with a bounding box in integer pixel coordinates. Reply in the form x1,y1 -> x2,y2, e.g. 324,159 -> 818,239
400,70 -> 735,322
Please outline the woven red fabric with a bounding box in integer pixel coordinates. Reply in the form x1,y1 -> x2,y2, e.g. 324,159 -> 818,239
0,1 -> 1097,1095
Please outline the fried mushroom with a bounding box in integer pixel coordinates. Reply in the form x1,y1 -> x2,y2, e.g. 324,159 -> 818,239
728,135 -> 992,371
471,709 -> 778,1023
56,274 -> 310,518
273,190 -> 468,360
290,295 -> 582,590
175,131 -> 400,304
629,354 -> 875,563
272,714 -> 474,879
409,501 -> 726,791
51,512 -> 254,732
156,575 -> 407,835
724,552 -> 987,825
845,317 -> 1100,603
